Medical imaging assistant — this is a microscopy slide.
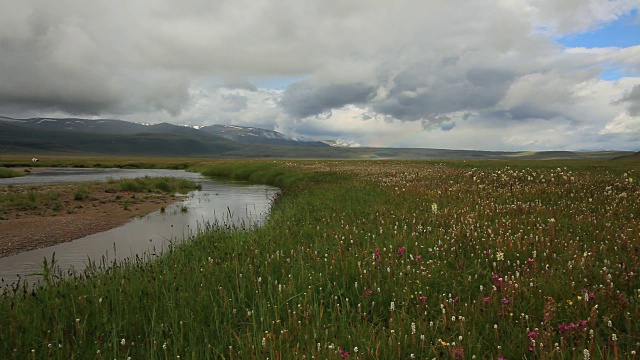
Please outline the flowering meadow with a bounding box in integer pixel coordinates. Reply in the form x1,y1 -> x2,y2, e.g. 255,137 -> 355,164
1,160 -> 639,359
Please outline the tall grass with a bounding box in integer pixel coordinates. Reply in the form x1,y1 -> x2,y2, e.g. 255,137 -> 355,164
0,167 -> 23,178
0,160 -> 639,358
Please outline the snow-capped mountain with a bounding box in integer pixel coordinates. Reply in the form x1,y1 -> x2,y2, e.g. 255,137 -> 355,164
0,117 -> 328,147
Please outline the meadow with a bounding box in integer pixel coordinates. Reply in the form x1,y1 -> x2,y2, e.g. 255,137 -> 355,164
0,159 -> 639,359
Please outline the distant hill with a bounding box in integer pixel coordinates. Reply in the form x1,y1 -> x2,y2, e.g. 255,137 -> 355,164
0,121 -> 238,156
1,116 -> 326,147
613,151 -> 640,161
0,116 -> 149,134
0,116 -> 635,160
199,124 -> 327,147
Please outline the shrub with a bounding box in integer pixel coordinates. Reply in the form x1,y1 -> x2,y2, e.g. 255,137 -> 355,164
73,188 -> 89,200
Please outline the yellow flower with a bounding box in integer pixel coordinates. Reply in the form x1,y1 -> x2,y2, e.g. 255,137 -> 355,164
566,300 -> 573,305
577,296 -> 582,300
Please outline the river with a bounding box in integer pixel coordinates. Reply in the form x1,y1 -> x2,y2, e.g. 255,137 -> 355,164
0,168 -> 279,286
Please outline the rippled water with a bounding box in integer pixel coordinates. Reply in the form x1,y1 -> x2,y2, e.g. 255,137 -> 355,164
0,168 -> 279,285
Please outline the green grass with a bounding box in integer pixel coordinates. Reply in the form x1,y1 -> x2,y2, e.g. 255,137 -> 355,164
0,177 -> 201,217
0,167 -> 23,178
0,160 -> 639,359
118,176 -> 202,194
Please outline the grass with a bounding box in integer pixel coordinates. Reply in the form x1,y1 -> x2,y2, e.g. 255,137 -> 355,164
0,177 -> 201,218
0,167 -> 23,178
0,159 -> 639,359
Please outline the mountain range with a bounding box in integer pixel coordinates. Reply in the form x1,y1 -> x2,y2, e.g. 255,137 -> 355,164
0,116 -> 636,160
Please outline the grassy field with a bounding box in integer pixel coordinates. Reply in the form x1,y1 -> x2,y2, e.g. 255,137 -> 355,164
0,177 -> 201,219
0,159 -> 639,359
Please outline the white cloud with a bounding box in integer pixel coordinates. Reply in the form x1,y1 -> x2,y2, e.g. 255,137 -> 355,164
602,113 -> 640,137
0,0 -> 639,150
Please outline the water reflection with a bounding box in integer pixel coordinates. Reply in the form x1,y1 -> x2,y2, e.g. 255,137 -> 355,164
0,168 -> 279,286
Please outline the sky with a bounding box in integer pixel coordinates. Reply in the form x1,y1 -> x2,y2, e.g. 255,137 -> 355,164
0,1 -> 639,151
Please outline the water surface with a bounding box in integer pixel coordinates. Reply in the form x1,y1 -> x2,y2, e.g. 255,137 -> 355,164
0,168 -> 279,286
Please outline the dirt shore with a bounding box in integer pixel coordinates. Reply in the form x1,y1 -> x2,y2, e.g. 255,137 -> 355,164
0,183 -> 184,258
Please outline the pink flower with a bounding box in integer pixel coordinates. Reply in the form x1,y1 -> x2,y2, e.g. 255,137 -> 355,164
483,297 -> 490,303
365,289 -> 373,296
374,248 -> 382,262
452,348 -> 464,360
557,320 -> 587,334
419,295 -> 428,302
339,348 -> 350,359
501,297 -> 510,305
397,246 -> 405,257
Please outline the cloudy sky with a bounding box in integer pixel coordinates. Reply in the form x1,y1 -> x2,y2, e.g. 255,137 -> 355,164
1,0 -> 639,150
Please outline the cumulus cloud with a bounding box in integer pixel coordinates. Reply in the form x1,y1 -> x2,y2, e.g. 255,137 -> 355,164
0,0 -> 639,150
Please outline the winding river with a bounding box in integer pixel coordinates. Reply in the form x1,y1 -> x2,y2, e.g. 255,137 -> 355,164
0,168 -> 279,286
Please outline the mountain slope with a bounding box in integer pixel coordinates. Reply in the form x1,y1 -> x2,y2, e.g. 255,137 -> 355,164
0,121 -> 238,156
0,117 -> 149,134
199,124 -> 328,147
0,116 -> 635,160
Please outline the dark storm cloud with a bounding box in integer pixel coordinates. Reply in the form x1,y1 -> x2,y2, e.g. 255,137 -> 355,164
0,2 -> 191,117
372,66 -> 514,121
280,81 -> 374,118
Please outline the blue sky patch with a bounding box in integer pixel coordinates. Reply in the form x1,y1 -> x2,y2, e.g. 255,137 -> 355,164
599,66 -> 634,81
557,10 -> 640,48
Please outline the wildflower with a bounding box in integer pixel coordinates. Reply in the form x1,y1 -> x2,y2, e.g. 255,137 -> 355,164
374,248 -> 382,262
431,203 -> 438,213
419,295 -> 428,302
483,297 -> 490,303
496,251 -> 504,261
397,246 -> 405,257
365,289 -> 373,296
501,298 -> 510,305
390,301 -> 395,311
339,348 -> 350,359
452,348 -> 464,360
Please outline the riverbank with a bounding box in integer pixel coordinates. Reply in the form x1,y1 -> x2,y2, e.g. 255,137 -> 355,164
0,180 -> 195,258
